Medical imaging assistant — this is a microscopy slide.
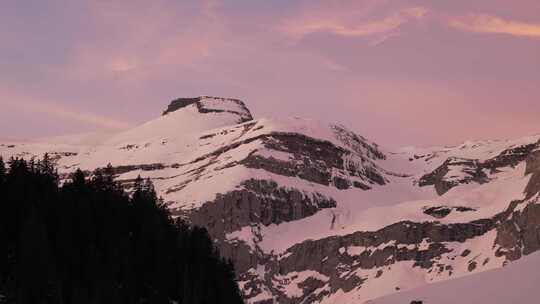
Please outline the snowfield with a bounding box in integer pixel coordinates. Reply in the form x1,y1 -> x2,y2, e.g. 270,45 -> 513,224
370,250 -> 540,304
2,96 -> 539,304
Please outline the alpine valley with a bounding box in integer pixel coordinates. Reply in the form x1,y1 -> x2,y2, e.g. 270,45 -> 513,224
2,97 -> 540,304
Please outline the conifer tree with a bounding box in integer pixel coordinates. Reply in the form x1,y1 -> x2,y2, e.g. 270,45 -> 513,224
71,169 -> 86,186
41,153 -> 54,175
0,156 -> 5,183
17,207 -> 51,304
133,175 -> 143,193
102,163 -> 116,190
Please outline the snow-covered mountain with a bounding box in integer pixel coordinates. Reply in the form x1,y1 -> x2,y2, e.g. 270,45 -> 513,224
2,96 -> 540,304
370,250 -> 540,304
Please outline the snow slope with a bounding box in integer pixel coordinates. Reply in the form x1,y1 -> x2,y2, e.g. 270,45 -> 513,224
1,96 -> 539,304
370,250 -> 540,304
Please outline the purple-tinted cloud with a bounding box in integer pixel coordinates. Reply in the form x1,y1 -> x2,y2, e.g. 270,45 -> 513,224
280,6 -> 428,39
450,13 -> 540,37
0,0 -> 538,147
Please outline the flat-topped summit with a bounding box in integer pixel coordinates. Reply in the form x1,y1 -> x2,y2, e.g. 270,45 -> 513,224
162,96 -> 253,123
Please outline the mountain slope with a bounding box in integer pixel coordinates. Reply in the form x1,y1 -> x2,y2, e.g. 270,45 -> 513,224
1,96 -> 539,304
370,250 -> 540,304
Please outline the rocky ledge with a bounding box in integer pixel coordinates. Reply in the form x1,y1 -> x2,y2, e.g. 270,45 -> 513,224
162,96 -> 254,123
419,142 -> 538,195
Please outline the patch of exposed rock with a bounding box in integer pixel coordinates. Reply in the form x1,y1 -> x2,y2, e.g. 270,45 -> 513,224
162,96 -> 254,123
242,132 -> 386,190
483,143 -> 538,171
191,179 -> 336,233
187,179 -> 336,272
175,129 -> 386,196
244,219 -> 495,303
419,143 -> 539,195
524,147 -> 540,199
423,206 -> 476,219
495,146 -> 540,261
418,157 -> 488,195
331,124 -> 386,160
494,198 -> 540,261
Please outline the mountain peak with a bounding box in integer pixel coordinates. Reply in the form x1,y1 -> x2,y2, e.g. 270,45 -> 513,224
162,96 -> 253,123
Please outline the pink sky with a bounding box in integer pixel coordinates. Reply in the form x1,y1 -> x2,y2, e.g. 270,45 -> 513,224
1,0 -> 539,147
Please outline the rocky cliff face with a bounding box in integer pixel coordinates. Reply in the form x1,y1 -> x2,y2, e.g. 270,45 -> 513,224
1,97 -> 539,304
418,143 -> 537,195
163,96 -> 254,123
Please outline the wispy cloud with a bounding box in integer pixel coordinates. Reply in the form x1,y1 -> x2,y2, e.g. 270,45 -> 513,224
109,58 -> 138,72
28,103 -> 133,130
450,14 -> 540,38
281,7 -> 428,38
0,93 -> 132,130
66,0 -> 224,78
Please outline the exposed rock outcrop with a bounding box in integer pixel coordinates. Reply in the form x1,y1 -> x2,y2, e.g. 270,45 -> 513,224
423,206 -> 476,219
190,179 -> 336,236
237,217 -> 496,303
420,142 -> 539,195
495,146 -> 540,261
186,179 -> 337,273
162,96 -> 254,123
483,143 -> 538,171
524,147 -> 540,199
162,97 -> 201,114
418,157 -> 488,195
242,132 -> 386,190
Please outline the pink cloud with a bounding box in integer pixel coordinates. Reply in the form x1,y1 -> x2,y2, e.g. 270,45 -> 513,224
449,13 -> 540,38
280,7 -> 428,38
65,0 -> 225,78
0,89 -> 132,130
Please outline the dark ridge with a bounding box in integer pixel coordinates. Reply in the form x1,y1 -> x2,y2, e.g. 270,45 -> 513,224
162,97 -> 202,115
162,96 -> 254,123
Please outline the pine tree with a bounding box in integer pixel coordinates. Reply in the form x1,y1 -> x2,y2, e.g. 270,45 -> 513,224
92,167 -> 104,183
17,207 -> 52,304
0,156 -> 5,183
71,169 -> 86,186
41,153 -> 54,176
0,156 -> 6,300
133,175 -> 143,193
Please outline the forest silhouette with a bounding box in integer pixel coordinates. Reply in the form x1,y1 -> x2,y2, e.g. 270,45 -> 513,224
0,155 -> 243,304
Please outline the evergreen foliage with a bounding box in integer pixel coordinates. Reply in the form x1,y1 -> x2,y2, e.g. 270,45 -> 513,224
0,158 -> 244,304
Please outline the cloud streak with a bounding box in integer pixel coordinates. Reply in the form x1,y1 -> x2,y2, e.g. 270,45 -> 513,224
0,93 -> 132,130
450,14 -> 540,38
28,103 -> 133,130
281,7 -> 427,38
